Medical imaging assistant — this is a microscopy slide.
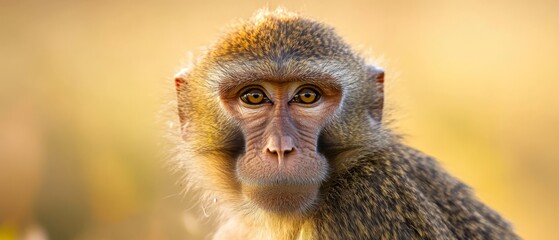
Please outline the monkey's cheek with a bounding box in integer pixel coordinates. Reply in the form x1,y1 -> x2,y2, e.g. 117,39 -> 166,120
242,184 -> 319,214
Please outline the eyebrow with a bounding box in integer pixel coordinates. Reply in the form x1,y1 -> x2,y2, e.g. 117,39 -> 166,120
217,72 -> 342,97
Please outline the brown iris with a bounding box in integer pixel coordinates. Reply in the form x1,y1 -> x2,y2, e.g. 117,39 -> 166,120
240,88 -> 270,105
291,87 -> 320,104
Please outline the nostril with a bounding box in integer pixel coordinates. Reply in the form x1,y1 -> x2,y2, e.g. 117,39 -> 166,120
284,147 -> 295,155
266,147 -> 277,155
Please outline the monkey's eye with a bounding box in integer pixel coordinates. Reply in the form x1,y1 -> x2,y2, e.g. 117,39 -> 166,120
240,88 -> 271,105
290,87 -> 321,104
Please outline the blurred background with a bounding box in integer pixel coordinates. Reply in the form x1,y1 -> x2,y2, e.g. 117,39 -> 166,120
1,0 -> 558,239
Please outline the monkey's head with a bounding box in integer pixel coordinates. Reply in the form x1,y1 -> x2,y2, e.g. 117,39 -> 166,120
175,9 -> 385,216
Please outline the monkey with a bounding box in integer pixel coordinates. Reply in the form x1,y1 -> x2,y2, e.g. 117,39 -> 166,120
172,8 -> 520,240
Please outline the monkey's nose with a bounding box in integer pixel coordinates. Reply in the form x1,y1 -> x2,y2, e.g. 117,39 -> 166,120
265,136 -> 295,165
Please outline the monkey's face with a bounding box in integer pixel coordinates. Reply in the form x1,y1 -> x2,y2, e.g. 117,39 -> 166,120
219,80 -> 342,213
174,11 -> 373,216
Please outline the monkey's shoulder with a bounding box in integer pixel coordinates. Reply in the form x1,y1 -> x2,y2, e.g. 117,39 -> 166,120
312,146 -> 520,240
386,146 -> 520,239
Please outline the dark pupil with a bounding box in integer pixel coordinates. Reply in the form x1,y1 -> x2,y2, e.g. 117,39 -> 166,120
304,92 -> 312,98
252,93 -> 260,98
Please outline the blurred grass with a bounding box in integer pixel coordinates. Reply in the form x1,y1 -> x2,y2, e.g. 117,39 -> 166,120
1,0 -> 558,239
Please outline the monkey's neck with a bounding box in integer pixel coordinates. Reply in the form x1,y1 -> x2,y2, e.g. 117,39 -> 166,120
214,212 -> 308,240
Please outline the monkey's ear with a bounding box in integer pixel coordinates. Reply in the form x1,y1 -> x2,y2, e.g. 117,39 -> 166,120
174,67 -> 189,89
174,67 -> 190,126
367,65 -> 384,122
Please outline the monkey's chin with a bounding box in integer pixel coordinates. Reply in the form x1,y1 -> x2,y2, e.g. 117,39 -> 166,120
242,184 -> 319,214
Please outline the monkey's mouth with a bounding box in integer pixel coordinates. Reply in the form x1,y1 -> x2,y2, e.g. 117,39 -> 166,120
242,184 -> 319,214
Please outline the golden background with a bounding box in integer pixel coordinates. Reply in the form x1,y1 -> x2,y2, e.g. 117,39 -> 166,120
1,0 -> 558,239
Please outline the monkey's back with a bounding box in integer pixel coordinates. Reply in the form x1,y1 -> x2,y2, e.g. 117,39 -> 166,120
311,144 -> 519,240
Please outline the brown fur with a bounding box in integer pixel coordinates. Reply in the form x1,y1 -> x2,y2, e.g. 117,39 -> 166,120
172,8 -> 519,239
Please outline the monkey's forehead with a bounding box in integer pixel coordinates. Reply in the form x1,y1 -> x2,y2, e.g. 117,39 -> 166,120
209,12 -> 355,62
